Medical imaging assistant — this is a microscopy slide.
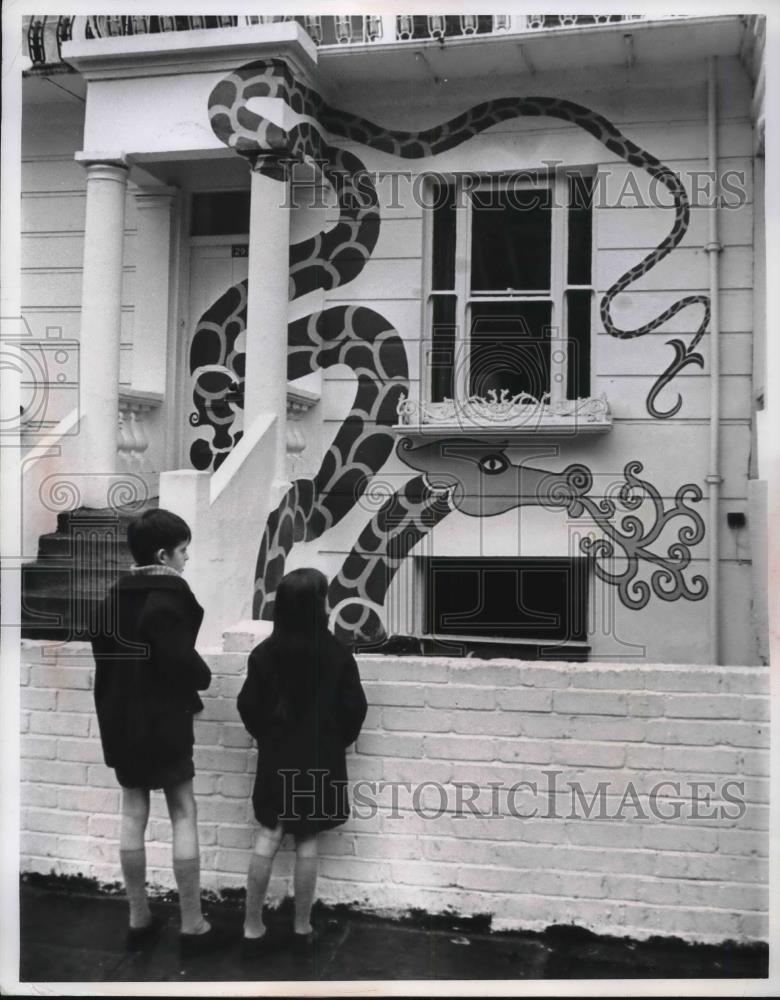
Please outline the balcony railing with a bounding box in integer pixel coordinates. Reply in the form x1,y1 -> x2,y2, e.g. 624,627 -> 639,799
25,13 -> 674,69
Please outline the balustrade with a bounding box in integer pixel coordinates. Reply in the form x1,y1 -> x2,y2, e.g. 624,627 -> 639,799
25,14 -> 690,66
117,391 -> 162,473
25,13 -> 687,68
286,386 -> 319,476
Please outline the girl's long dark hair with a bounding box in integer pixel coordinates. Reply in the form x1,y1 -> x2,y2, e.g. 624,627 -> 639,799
266,567 -> 329,723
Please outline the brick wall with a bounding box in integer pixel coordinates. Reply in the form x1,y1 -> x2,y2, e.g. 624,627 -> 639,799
20,640 -> 769,944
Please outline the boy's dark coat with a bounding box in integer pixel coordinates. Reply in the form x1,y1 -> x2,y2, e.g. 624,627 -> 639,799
91,575 -> 211,784
237,632 -> 368,834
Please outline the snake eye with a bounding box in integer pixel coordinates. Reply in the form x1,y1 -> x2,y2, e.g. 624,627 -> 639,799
478,453 -> 508,475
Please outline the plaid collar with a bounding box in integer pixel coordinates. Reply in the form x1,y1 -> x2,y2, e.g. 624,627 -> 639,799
130,564 -> 182,578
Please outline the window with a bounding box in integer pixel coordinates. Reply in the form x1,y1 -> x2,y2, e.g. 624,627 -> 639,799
424,170 -> 594,410
424,556 -> 589,653
190,191 -> 250,236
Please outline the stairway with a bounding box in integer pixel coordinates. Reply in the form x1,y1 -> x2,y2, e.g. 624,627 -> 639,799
21,500 -> 158,640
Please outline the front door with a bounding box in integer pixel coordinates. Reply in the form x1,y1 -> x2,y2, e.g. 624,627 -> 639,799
184,240 -> 249,471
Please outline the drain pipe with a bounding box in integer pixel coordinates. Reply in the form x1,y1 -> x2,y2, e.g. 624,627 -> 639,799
705,56 -> 723,665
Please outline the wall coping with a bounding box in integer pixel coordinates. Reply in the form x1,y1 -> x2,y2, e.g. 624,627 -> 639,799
18,638 -> 769,675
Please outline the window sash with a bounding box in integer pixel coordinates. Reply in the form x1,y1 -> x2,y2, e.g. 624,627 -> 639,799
423,169 -> 595,407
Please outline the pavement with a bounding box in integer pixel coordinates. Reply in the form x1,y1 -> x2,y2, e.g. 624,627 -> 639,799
18,877 -> 768,986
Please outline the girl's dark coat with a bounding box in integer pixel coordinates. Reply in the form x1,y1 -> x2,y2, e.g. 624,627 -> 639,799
91,574 -> 211,786
237,632 -> 368,834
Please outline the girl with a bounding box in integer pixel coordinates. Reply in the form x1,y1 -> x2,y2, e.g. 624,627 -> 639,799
237,567 -> 368,959
91,508 -> 228,956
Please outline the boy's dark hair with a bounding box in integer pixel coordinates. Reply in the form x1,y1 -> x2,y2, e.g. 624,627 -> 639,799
127,508 -> 191,566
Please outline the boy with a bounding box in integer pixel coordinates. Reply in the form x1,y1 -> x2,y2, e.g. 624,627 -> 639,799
91,508 -> 227,955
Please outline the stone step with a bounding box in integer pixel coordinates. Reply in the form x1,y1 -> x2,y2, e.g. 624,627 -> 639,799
55,503 -> 158,534
22,565 -> 128,591
21,500 -> 157,640
37,531 -> 133,562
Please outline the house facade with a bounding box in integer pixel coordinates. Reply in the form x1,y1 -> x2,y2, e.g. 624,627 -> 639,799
12,13 -> 771,945
18,12 -> 768,664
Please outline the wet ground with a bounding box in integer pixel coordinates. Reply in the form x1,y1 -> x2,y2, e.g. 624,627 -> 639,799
18,877 -> 768,985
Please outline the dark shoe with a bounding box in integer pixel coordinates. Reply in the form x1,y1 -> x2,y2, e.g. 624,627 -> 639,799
179,921 -> 232,958
126,914 -> 162,952
241,929 -> 281,962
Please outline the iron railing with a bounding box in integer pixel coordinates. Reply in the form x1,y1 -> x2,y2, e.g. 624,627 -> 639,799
24,14 -> 679,69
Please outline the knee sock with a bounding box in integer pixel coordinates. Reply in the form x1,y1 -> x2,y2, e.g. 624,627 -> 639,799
293,856 -> 318,934
119,848 -> 152,929
244,855 -> 274,938
172,856 -> 207,935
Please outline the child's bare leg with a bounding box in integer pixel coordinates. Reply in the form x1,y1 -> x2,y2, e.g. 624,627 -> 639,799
293,832 -> 318,935
244,823 -> 284,939
119,787 -> 152,929
164,779 -> 208,935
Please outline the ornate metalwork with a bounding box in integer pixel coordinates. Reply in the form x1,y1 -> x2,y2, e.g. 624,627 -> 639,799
540,460 -> 708,610
27,13 -> 698,70
527,14 -> 645,30
428,15 -> 446,39
27,16 -> 46,65
55,16 -> 73,57
304,15 -> 323,45
27,15 -> 74,67
396,15 -> 414,40
396,390 -> 612,430
335,16 -> 353,44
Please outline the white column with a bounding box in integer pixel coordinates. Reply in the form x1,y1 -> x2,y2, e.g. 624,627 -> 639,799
74,154 -> 128,505
132,187 -> 176,395
245,155 -> 291,485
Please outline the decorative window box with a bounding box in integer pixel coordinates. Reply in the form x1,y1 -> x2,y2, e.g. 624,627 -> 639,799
394,392 -> 612,438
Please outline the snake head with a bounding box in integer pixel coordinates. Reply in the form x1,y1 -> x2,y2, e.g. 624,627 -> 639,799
397,437 -> 555,516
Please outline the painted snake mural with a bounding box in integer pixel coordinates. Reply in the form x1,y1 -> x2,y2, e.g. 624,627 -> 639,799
189,58 -> 708,643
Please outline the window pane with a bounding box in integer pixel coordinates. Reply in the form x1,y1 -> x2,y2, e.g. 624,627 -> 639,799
191,191 -> 250,236
471,187 -> 551,291
566,289 -> 591,399
431,181 -> 456,291
430,295 -> 456,401
469,300 -> 551,399
567,173 -> 594,285
425,557 -> 588,641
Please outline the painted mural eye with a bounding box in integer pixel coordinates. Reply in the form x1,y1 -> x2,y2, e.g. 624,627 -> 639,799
478,453 -> 508,475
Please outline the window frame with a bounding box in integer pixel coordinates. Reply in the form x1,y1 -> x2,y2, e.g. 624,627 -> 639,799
421,166 -> 596,411
416,554 -> 592,655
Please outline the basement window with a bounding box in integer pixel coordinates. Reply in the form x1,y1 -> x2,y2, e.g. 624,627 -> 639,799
422,556 -> 590,660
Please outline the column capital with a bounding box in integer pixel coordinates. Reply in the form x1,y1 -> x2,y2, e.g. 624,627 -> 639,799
75,151 -> 129,169
134,186 -> 178,211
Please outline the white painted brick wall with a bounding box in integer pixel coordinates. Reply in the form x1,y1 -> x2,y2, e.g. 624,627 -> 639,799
19,640 -> 769,945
